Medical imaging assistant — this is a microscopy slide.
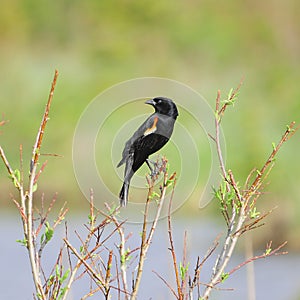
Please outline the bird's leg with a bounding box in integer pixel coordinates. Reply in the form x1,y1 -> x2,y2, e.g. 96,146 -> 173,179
146,159 -> 154,175
146,159 -> 158,177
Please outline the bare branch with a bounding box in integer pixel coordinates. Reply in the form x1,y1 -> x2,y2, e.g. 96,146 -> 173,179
30,69 -> 59,173
217,241 -> 288,283
0,146 -> 22,190
152,270 -> 179,299
167,177 -> 182,300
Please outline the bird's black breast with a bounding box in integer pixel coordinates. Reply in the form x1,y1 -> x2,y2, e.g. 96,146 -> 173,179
131,133 -> 169,172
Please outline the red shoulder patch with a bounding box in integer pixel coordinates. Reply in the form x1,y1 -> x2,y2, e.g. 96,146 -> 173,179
144,117 -> 158,136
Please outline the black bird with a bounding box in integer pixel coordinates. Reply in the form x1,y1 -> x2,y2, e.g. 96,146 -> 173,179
117,97 -> 178,207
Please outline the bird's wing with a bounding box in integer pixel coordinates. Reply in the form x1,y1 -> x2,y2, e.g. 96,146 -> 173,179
117,114 -> 156,167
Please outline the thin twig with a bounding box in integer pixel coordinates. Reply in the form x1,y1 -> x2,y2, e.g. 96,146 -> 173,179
104,250 -> 113,298
33,160 -> 48,185
167,177 -> 182,300
0,146 -> 22,190
30,69 -> 59,173
216,241 -> 288,284
182,231 -> 188,299
35,193 -> 58,235
152,270 -> 179,298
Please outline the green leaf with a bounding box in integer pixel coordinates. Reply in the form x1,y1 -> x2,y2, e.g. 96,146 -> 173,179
36,293 -> 43,300
108,204 -> 118,215
41,222 -> 54,245
221,272 -> 229,282
88,214 -> 95,224
32,183 -> 38,193
179,262 -> 189,281
286,124 -> 295,132
165,163 -> 170,172
121,253 -> 126,264
265,247 -> 272,255
149,191 -> 160,200
14,169 -> 21,182
249,207 -> 260,219
53,215 -> 65,225
220,180 -> 227,195
214,110 -> 220,122
45,222 -> 54,242
80,245 -> 85,254
16,238 -> 28,247
56,265 -> 60,277
40,233 -> 45,245
227,88 -> 233,99
228,87 -> 239,102
165,179 -> 174,187
59,269 -> 70,284
221,87 -> 238,106
212,186 -> 222,202
9,169 -> 21,187
121,248 -> 131,264
47,274 -> 55,287
58,287 -> 68,300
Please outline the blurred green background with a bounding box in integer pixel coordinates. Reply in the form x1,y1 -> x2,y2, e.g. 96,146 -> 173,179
0,1 -> 299,248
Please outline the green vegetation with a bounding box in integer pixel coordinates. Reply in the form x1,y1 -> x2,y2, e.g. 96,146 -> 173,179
0,1 -> 299,246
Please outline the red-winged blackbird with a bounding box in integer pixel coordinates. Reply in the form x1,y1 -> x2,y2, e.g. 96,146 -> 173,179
117,97 -> 178,207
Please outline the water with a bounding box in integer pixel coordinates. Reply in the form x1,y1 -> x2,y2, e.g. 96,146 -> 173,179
1,213 -> 299,299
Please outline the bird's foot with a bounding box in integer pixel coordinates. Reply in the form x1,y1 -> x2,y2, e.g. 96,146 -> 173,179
146,159 -> 159,178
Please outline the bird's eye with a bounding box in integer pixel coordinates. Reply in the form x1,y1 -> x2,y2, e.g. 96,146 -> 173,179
157,99 -> 162,103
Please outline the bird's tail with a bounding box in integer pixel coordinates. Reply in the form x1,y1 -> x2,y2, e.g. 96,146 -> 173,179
119,182 -> 129,207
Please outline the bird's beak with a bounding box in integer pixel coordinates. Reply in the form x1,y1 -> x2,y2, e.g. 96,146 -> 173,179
145,99 -> 155,106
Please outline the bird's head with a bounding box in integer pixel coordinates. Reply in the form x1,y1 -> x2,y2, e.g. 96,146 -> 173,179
145,97 -> 178,119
